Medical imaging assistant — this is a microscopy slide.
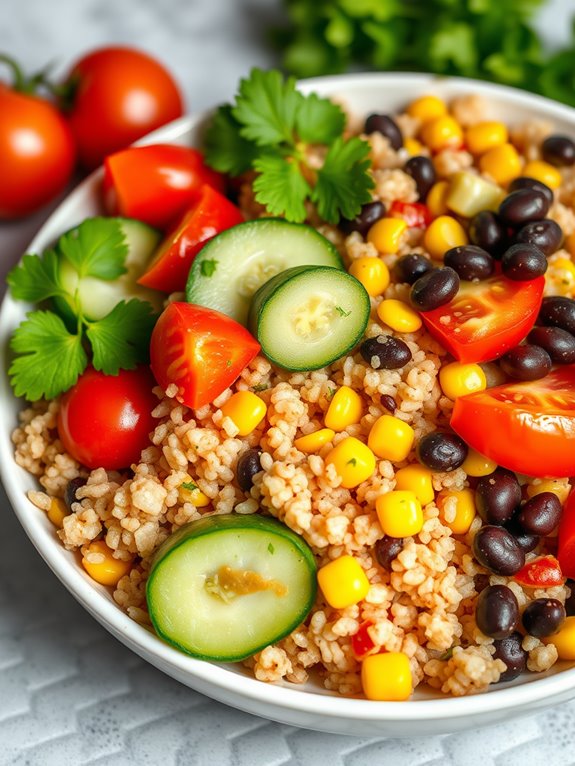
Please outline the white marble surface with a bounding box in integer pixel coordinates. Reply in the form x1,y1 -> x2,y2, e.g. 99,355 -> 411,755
2,0 -> 575,763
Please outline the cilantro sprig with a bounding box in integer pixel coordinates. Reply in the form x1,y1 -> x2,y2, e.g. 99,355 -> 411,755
204,68 -> 374,224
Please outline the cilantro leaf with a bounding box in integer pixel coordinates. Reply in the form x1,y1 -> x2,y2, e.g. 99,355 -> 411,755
295,93 -> 346,145
233,68 -> 300,146
203,105 -> 258,176
86,300 -> 157,375
57,217 -> 128,280
9,311 -> 87,400
181,480 -> 198,491
7,249 -> 66,303
312,136 -> 374,223
253,153 -> 311,222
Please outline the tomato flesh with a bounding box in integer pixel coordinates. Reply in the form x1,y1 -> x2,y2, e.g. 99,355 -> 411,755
513,555 -> 565,588
388,200 -> 433,229
421,275 -> 545,363
558,489 -> 575,579
351,620 -> 376,659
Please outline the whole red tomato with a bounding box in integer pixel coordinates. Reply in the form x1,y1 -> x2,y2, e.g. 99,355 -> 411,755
63,46 -> 184,169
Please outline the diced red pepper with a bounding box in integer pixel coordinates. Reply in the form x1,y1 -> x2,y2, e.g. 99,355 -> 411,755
351,619 -> 376,660
558,488 -> 575,578
514,555 -> 565,588
388,200 -> 433,229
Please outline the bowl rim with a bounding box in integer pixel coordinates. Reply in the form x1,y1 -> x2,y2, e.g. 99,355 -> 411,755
2,70 -> 575,724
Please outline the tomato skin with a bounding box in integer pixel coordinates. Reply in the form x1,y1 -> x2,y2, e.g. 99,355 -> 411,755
451,365 -> 575,478
57,367 -> 157,470
138,186 -> 243,293
558,489 -> 575,579
64,46 -> 184,169
0,85 -> 76,219
103,144 -> 225,230
150,302 -> 261,409
389,200 -> 433,229
513,555 -> 565,588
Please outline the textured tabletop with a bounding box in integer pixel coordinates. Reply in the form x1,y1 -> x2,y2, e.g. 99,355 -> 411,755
2,1 -> 575,763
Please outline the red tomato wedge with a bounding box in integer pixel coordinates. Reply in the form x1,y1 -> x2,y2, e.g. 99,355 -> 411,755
558,489 -> 575,579
388,200 -> 433,229
513,555 -> 565,588
103,144 -> 225,230
421,275 -> 545,363
138,185 -> 244,293
150,302 -> 260,409
351,620 -> 376,660
451,365 -> 575,478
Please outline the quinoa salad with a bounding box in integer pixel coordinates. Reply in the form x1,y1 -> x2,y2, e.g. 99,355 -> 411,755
8,71 -> 575,701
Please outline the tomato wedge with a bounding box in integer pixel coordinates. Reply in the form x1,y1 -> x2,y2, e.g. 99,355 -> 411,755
351,620 -> 376,660
451,365 -> 575,478
513,555 -> 565,588
421,275 -> 545,363
558,488 -> 575,579
150,302 -> 260,409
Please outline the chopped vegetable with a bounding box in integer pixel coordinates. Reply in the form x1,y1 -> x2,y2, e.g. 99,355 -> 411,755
513,555 -> 565,588
558,488 -> 575,579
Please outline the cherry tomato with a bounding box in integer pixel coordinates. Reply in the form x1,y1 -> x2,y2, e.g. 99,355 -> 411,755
388,200 -> 433,229
103,144 -> 225,230
558,489 -> 575,579
63,46 -> 184,169
451,365 -> 575,478
57,367 -> 157,470
351,620 -> 376,660
138,185 -> 243,293
514,555 -> 565,588
421,274 -> 544,363
150,302 -> 260,409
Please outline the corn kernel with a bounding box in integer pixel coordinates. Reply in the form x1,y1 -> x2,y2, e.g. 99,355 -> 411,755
317,555 -> 370,608
377,299 -> 422,333
404,137 -> 423,156
439,361 -> 487,400
566,232 -> 575,258
461,449 -> 498,477
543,615 -> 575,660
361,652 -> 412,701
479,143 -> 522,185
526,479 -> 571,505
395,465 -> 435,505
81,540 -> 132,587
420,115 -> 464,152
523,160 -> 562,190
368,415 -> 415,462
548,257 -> 575,295
376,490 -> 423,538
446,171 -> 504,218
325,386 -> 363,431
407,95 -> 447,125
367,217 -> 408,255
427,181 -> 450,217
423,215 -> 468,260
348,257 -> 390,297
465,121 -> 508,155
325,437 -> 376,489
220,391 -> 267,436
47,497 -> 68,528
179,477 -> 210,507
295,428 -> 335,454
437,488 -> 476,535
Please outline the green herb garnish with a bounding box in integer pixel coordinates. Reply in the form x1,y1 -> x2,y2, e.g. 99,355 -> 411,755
200,259 -> 218,277
181,481 -> 199,491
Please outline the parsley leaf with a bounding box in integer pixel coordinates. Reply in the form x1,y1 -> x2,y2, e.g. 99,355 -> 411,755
312,136 -> 373,223
200,259 -> 218,277
181,480 -> 198,491
57,218 -> 128,280
253,153 -> 311,221
86,300 -> 157,375
233,68 -> 300,146
294,93 -> 346,144
204,105 -> 258,175
7,249 -> 65,303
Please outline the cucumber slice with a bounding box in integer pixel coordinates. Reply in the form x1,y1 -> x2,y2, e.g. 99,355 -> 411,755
185,219 -> 343,325
146,514 -> 317,661
248,265 -> 370,371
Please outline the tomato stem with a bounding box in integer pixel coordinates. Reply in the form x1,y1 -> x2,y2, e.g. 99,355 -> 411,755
0,54 -> 55,96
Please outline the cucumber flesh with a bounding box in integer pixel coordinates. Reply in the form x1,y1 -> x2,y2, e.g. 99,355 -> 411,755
185,219 -> 343,325
146,513 -> 317,661
248,265 -> 370,371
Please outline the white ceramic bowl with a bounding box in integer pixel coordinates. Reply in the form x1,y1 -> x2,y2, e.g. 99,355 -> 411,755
2,73 -> 575,737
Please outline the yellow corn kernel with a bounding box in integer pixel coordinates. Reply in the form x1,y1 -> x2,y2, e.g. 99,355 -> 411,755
348,257 -> 390,297
439,361 -> 487,400
526,478 -> 571,505
395,465 -> 435,505
220,391 -> 267,436
479,143 -> 522,185
361,651 -> 412,701
465,121 -> 508,155
461,449 -> 498,477
566,231 -> 575,257
423,215 -> 468,260
47,497 -> 68,528
437,488 -> 476,535
178,477 -> 210,507
325,386 -> 363,431
376,490 -> 423,538
325,436 -> 376,489
367,217 -> 408,255
295,428 -> 335,454
81,540 -> 132,587
407,95 -> 447,124
404,137 -> 423,156
523,160 -> 562,190
377,299 -> 422,333
446,171 -> 504,218
427,180 -> 450,217
543,615 -> 575,660
368,415 -> 415,462
317,555 -> 370,609
548,257 -> 575,295
420,115 -> 464,152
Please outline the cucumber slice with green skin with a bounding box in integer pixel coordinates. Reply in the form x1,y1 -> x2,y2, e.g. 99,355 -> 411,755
146,513 -> 317,662
185,218 -> 343,325
248,265 -> 370,371
55,217 -> 164,322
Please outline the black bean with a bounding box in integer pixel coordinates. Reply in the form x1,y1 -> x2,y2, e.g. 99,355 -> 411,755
542,134 -> 575,167
236,449 -> 262,492
359,335 -> 412,370
538,296 -> 575,335
64,477 -> 86,510
473,525 -> 526,575
410,267 -> 460,311
509,176 -> 554,207
517,492 -> 562,536
416,431 -> 468,472
527,326 -> 575,364
380,394 -> 397,413
404,156 -> 436,201
475,470 -> 522,526
392,253 -> 434,285
501,243 -> 548,281
474,573 -> 491,594
515,219 -> 563,256
498,189 -> 550,227
493,632 -> 528,682
340,200 -> 386,237
374,536 -> 404,570
499,344 -> 553,381
522,598 -> 566,638
565,583 -> 575,616
444,245 -> 495,281
364,113 -> 403,150
505,519 -> 540,553
476,584 -> 520,639
469,211 -> 508,258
